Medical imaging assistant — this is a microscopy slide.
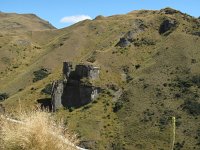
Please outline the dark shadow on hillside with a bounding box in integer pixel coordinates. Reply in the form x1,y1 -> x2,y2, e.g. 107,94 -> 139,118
37,98 -> 52,111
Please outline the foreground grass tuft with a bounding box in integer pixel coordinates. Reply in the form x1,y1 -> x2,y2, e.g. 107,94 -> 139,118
0,110 -> 78,150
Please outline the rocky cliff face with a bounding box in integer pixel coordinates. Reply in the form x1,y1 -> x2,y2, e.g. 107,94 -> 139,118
63,62 -> 100,80
159,19 -> 177,35
51,62 -> 100,111
51,80 -> 64,111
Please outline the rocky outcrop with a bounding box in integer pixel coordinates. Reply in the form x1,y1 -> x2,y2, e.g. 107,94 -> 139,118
116,19 -> 146,47
63,62 -> 73,81
63,62 -> 100,80
75,64 -> 100,80
116,31 -> 138,47
51,80 -> 64,111
51,62 -> 100,111
116,37 -> 131,47
159,19 -> 177,35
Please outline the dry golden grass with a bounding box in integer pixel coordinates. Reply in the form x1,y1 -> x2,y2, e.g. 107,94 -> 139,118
0,110 -> 78,150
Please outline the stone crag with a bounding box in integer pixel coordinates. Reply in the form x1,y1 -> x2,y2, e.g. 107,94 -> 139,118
159,18 -> 178,35
51,62 -> 100,111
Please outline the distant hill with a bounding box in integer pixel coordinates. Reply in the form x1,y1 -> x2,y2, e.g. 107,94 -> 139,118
0,12 -> 55,33
0,7 -> 200,150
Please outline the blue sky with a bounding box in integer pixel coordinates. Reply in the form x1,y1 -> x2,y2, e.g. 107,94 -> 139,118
0,0 -> 199,29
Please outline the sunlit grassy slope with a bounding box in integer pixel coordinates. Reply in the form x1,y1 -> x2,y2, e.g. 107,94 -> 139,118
0,8 -> 200,149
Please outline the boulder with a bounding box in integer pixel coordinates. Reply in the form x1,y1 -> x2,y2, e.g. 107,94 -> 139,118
124,31 -> 135,42
116,37 -> 131,47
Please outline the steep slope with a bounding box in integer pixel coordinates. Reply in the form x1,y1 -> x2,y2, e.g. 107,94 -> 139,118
0,11 -> 56,71
0,8 -> 200,150
0,12 -> 58,92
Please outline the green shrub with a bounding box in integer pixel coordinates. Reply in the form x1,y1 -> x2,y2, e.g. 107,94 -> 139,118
182,100 -> 200,116
191,75 -> 200,87
82,105 -> 91,110
80,78 -> 92,86
33,68 -> 50,82
69,107 -> 75,112
126,75 -> 133,83
87,56 -> 96,63
159,116 -> 170,131
174,141 -> 185,150
0,93 -> 9,101
113,100 -> 123,112
41,84 -> 52,95
134,38 -> 156,46
87,52 -> 96,63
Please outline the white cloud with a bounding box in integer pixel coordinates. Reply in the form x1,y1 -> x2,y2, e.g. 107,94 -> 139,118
60,15 -> 92,24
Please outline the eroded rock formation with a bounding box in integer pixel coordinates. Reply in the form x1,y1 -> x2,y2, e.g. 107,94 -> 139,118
51,80 -> 63,110
159,19 -> 177,35
51,62 -> 100,111
115,19 -> 146,47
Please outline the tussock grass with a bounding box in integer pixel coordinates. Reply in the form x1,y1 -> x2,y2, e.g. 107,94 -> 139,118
0,110 -> 78,150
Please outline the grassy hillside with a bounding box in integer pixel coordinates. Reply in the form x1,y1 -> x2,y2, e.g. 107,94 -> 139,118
0,12 -> 55,33
0,7 -> 200,149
